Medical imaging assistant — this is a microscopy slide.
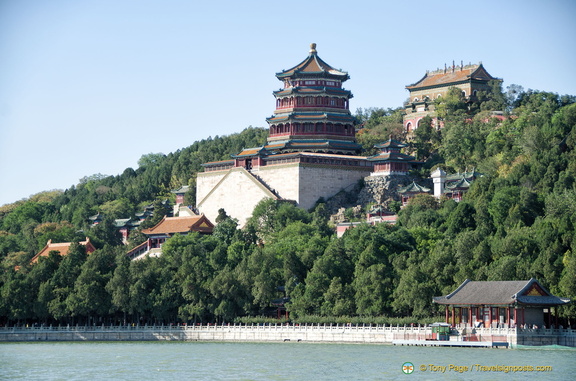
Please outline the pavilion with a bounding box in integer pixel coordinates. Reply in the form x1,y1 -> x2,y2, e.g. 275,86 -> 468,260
433,279 -> 570,328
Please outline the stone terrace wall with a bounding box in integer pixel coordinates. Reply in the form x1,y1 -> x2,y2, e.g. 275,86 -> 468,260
2,325 -> 574,347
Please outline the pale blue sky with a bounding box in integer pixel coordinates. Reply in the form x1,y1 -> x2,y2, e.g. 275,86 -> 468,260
1,0 -> 575,206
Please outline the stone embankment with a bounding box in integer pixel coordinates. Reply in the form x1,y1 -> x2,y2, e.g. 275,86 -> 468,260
0,324 -> 574,347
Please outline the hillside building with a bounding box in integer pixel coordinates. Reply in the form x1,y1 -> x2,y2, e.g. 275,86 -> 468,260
403,62 -> 501,132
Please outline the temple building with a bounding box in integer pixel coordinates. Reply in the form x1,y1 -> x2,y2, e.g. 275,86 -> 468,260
127,215 -> 214,260
196,44 -> 375,226
433,279 -> 570,328
403,62 -> 501,132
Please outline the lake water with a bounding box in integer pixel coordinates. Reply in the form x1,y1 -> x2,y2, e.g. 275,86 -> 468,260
1,342 -> 575,380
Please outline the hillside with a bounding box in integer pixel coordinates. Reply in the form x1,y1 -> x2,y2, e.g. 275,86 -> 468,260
1,85 -> 576,325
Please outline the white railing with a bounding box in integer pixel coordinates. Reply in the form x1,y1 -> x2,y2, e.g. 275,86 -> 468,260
1,324 -> 573,337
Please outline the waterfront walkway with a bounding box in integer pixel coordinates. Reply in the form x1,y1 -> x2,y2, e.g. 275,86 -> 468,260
1,323 -> 575,347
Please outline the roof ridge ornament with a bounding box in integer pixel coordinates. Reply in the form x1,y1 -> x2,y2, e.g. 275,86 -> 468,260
309,43 -> 317,54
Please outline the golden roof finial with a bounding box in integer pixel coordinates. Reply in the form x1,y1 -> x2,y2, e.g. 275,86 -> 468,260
309,43 -> 317,54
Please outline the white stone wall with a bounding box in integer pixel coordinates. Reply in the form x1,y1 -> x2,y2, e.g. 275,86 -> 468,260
254,164 -> 300,202
197,168 -> 276,227
197,164 -> 371,226
297,165 -> 370,210
196,171 -> 227,204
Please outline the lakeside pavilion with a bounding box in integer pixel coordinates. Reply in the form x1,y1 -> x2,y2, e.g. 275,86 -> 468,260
433,279 -> 571,328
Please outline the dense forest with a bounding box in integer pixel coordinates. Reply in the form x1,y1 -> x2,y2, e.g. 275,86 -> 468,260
1,83 -> 576,326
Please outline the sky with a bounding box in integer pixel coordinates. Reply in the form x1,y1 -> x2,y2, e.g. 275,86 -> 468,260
1,0 -> 575,206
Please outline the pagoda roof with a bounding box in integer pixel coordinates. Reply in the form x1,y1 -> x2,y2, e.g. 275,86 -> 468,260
142,215 -> 214,236
267,112 -> 354,124
374,139 -> 407,149
263,151 -> 367,161
276,43 -> 349,81
31,238 -> 96,264
398,181 -> 431,194
264,139 -> 362,153
274,87 -> 352,97
406,63 -> 499,90
433,279 -> 570,306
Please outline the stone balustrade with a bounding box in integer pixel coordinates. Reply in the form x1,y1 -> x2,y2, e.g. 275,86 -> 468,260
0,323 -> 574,347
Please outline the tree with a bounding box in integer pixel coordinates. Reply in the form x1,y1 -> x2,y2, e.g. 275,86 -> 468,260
106,250 -> 132,323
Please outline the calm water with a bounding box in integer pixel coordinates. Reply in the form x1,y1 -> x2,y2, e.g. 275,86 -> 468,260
1,342 -> 575,380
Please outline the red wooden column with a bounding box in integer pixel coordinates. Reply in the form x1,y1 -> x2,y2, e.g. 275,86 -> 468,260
469,307 -> 473,327
451,307 -> 456,327
507,307 -> 511,328
445,306 -> 449,324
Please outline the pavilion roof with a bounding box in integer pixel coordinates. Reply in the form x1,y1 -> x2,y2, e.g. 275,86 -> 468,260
433,279 -> 570,306
276,43 -> 349,81
367,151 -> 418,163
446,170 -> 483,182
114,218 -> 133,228
374,139 -> 407,149
445,177 -> 472,190
406,63 -> 499,90
232,146 -> 267,158
171,185 -> 190,194
31,238 -> 95,264
398,181 -> 431,194
142,215 -> 214,236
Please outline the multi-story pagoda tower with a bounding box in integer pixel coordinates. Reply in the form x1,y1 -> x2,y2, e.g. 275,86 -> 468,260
196,44 -> 373,226
265,43 -> 361,155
